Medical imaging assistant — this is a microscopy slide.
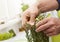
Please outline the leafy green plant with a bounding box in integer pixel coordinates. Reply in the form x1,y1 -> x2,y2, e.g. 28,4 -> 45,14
21,4 -> 49,42
0,29 -> 16,41
21,4 -> 29,11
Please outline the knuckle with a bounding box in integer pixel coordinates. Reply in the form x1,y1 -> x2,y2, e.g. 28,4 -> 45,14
52,27 -> 56,31
46,34 -> 50,36
43,31 -> 47,33
53,29 -> 57,34
50,21 -> 55,25
31,10 -> 38,15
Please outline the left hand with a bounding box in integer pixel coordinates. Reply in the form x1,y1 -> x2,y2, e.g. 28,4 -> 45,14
22,5 -> 39,26
36,17 -> 60,36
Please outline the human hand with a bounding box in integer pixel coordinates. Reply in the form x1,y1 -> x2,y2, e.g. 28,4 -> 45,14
36,17 -> 60,36
22,5 -> 39,26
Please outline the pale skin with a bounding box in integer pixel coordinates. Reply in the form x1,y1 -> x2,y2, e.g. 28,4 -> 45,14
36,17 -> 60,36
22,0 -> 59,36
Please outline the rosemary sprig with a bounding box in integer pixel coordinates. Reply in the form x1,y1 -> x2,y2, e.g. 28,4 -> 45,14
21,4 -> 49,42
25,14 -> 49,42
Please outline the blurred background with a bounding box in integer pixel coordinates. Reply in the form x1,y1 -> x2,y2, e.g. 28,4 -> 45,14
0,0 -> 36,42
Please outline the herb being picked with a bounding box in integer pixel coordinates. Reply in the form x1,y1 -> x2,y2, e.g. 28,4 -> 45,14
20,4 -> 49,42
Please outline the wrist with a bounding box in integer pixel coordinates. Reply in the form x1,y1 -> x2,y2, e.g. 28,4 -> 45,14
33,1 -> 41,13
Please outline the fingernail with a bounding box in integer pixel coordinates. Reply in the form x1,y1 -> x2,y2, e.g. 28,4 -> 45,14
31,23 -> 34,25
29,22 -> 34,26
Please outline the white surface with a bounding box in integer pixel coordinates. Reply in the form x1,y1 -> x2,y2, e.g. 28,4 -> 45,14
0,0 -> 36,20
0,0 -> 9,20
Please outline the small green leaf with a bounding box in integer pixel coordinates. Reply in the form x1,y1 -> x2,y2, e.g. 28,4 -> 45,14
21,4 -> 29,12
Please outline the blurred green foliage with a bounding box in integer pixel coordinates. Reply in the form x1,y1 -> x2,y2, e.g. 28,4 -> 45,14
0,29 -> 16,41
21,4 -> 29,12
21,4 -> 49,42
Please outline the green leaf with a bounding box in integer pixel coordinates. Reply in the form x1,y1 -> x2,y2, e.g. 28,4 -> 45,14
0,29 -> 15,41
21,4 -> 29,12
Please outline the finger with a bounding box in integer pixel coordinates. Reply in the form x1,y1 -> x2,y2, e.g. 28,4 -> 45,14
36,21 -> 54,32
44,26 -> 55,34
36,18 -> 49,28
22,11 -> 30,25
29,14 -> 36,25
46,32 -> 57,36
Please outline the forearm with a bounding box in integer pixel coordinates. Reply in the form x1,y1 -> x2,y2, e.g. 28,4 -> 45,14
35,0 -> 59,12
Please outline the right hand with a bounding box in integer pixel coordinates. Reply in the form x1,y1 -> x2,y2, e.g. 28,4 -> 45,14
22,5 -> 39,26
